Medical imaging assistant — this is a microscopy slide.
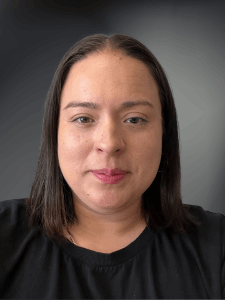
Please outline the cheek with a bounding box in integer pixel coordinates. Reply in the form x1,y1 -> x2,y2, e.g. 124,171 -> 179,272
134,131 -> 162,174
136,129 -> 162,157
58,131 -> 91,170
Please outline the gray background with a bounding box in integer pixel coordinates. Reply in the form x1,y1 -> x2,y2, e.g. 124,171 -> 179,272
0,0 -> 224,213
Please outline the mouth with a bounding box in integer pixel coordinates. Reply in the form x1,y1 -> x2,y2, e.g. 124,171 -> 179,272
92,168 -> 127,176
92,172 -> 127,184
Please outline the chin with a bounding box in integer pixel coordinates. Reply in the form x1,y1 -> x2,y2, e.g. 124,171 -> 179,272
87,195 -> 129,212
91,197 -> 123,209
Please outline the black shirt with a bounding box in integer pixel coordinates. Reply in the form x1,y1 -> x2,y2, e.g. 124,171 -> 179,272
0,198 -> 225,299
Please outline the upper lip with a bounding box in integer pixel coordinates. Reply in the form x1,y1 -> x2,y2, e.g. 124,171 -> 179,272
92,168 -> 127,176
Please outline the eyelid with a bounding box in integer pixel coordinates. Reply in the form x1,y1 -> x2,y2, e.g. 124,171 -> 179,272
125,117 -> 148,124
124,111 -> 149,121
71,114 -> 149,125
72,116 -> 94,123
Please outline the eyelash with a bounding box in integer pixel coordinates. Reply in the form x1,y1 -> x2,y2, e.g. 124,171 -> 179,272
72,116 -> 148,125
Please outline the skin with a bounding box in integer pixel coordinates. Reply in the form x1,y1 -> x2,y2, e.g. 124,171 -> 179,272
58,49 -> 163,253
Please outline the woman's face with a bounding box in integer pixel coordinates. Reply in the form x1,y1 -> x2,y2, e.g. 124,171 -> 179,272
58,50 -> 163,214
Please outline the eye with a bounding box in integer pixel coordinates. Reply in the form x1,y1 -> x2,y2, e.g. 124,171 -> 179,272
72,116 -> 93,124
72,116 -> 147,125
125,117 -> 147,124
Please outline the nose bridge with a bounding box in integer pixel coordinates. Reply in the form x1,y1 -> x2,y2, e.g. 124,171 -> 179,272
96,116 -> 124,155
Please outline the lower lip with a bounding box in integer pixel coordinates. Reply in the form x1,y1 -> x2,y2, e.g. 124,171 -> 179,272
92,171 -> 126,184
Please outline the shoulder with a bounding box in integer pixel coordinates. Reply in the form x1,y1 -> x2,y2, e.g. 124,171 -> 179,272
187,204 -> 225,228
188,203 -> 224,218
0,198 -> 27,221
0,198 -> 44,264
0,198 -> 30,239
187,205 -> 225,295
184,204 -> 225,253
0,198 -> 26,210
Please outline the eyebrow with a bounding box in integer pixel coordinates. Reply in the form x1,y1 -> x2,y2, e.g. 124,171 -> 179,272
63,100 -> 154,110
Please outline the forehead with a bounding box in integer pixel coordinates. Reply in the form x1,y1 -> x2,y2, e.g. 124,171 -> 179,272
60,50 -> 160,109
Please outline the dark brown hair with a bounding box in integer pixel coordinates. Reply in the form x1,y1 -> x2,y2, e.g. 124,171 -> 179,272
26,33 -> 197,241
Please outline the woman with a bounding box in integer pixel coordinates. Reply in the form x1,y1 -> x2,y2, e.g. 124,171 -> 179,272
0,34 -> 224,299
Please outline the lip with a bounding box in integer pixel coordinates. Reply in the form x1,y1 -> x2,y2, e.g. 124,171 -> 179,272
92,168 -> 127,176
92,172 -> 127,184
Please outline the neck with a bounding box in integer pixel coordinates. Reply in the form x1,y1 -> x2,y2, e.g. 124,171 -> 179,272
66,197 -> 146,253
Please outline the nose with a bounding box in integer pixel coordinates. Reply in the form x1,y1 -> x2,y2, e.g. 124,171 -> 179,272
95,118 -> 125,156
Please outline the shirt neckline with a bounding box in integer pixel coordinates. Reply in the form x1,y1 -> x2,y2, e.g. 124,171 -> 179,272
56,226 -> 156,267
